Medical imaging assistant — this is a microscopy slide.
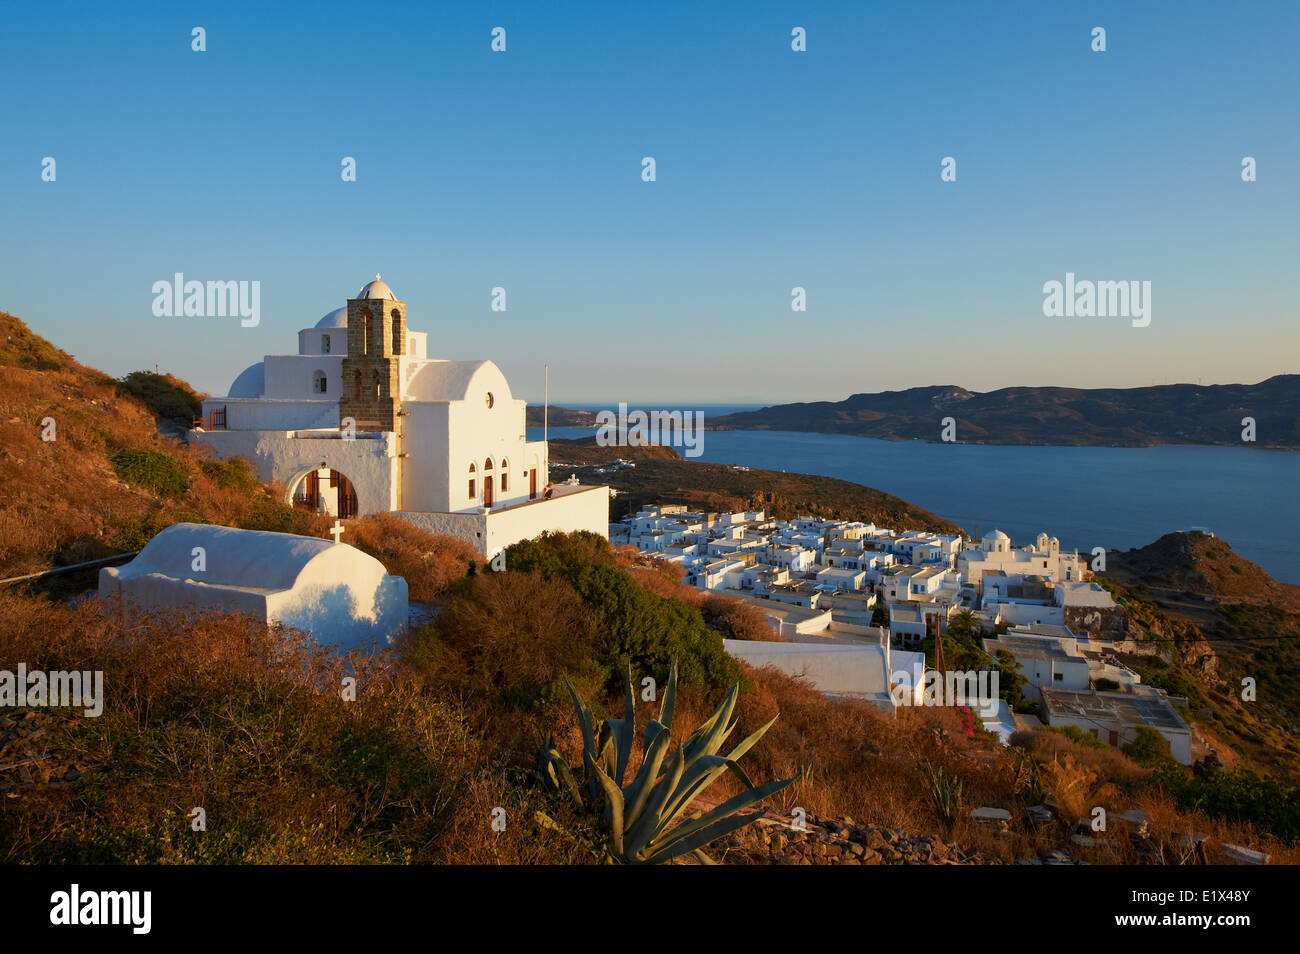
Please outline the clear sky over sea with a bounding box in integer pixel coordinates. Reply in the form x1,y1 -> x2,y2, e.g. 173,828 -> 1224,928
2,0 -> 1296,403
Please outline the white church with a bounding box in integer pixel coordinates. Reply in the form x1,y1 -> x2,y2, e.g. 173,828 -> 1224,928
194,275 -> 609,555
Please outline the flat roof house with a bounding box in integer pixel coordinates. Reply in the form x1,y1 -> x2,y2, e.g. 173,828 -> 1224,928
1040,688 -> 1193,765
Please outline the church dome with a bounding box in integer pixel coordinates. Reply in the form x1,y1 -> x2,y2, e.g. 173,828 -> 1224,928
228,361 -> 265,398
314,307 -> 348,329
983,529 -> 1010,542
405,360 -> 509,403
356,274 -> 396,301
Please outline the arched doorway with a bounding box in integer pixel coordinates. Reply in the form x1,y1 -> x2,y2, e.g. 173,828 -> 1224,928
291,467 -> 358,518
483,458 -> 494,508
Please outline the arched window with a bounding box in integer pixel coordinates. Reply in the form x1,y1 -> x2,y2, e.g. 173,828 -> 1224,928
484,458 -> 493,471
321,334 -> 331,354
499,457 -> 508,493
360,307 -> 372,355
391,309 -> 403,355
468,462 -> 476,499
312,370 -> 327,394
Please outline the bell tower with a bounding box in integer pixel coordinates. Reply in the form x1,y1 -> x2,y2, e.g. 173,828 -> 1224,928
339,274 -> 407,432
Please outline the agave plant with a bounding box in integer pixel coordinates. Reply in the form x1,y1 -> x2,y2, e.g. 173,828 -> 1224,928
536,660 -> 796,864
923,760 -> 964,830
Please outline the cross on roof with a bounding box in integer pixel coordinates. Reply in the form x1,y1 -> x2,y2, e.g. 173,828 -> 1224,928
329,519 -> 345,544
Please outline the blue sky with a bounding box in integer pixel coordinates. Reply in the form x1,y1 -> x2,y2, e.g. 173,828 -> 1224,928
2,0 -> 1296,403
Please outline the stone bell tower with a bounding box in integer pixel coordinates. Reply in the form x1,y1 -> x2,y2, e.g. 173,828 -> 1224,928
339,274 -> 407,432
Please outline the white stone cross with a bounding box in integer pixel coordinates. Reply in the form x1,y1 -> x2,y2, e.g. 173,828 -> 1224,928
329,519 -> 346,544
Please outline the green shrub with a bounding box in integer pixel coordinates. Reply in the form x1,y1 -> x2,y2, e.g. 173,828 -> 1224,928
1123,726 -> 1173,767
118,370 -> 202,425
504,532 -> 743,694
1093,677 -> 1120,692
200,457 -> 260,494
1151,762 -> 1300,844
110,449 -> 190,498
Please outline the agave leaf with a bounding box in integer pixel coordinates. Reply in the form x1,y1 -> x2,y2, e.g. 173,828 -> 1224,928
544,751 -> 585,809
592,764 -> 626,859
691,848 -> 717,865
722,711 -> 780,765
621,722 -> 676,830
642,719 -> 668,754
660,660 -> 678,730
643,809 -> 768,865
658,755 -> 757,832
565,677 -> 599,796
598,721 -> 619,782
624,742 -> 688,859
653,774 -> 797,853
681,682 -> 739,763
615,664 -> 635,786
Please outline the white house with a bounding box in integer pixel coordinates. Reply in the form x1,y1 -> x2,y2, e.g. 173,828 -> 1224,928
98,523 -> 408,651
193,276 -> 609,556
982,630 -> 1091,702
723,637 -> 925,713
815,566 -> 867,592
1040,688 -> 1193,765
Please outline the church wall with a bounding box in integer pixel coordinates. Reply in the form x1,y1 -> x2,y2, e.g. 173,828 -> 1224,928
264,355 -> 345,399
99,568 -> 272,624
297,329 -> 345,356
523,439 -> 549,489
395,510 -> 487,551
195,430 -> 399,515
199,398 -> 335,431
447,392 -> 530,513
397,485 -> 609,557
401,403 -> 451,512
482,486 -> 610,556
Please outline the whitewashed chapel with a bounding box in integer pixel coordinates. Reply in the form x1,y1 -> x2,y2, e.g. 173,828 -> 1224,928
194,275 -> 608,555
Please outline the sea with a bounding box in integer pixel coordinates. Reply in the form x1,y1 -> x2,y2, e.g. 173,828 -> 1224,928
528,404 -> 1300,584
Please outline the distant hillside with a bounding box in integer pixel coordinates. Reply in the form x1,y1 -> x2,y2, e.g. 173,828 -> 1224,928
1102,532 -> 1300,776
548,436 -> 963,533
525,405 -> 598,427
708,377 -> 1300,447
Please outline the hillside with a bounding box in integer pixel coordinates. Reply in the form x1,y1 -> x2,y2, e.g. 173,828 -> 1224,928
707,377 -> 1300,447
1101,532 -> 1300,777
0,310 -> 331,590
524,405 -> 598,428
548,436 -> 963,532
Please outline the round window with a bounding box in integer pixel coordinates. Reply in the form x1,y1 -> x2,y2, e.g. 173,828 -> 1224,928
485,392 -> 494,409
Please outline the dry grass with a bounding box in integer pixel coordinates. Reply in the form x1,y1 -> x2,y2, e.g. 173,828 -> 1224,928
344,513 -> 478,603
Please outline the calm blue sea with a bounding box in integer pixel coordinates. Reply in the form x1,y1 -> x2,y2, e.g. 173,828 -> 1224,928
529,416 -> 1300,584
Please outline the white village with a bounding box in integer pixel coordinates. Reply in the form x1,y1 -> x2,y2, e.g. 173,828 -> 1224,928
609,505 -> 1195,764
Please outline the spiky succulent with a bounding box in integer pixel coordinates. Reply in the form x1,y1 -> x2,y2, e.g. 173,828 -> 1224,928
537,660 -> 796,864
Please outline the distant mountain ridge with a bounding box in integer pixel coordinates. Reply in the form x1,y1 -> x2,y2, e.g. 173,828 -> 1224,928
705,377 -> 1300,447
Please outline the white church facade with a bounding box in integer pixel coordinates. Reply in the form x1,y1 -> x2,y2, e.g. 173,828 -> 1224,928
193,275 -> 609,555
